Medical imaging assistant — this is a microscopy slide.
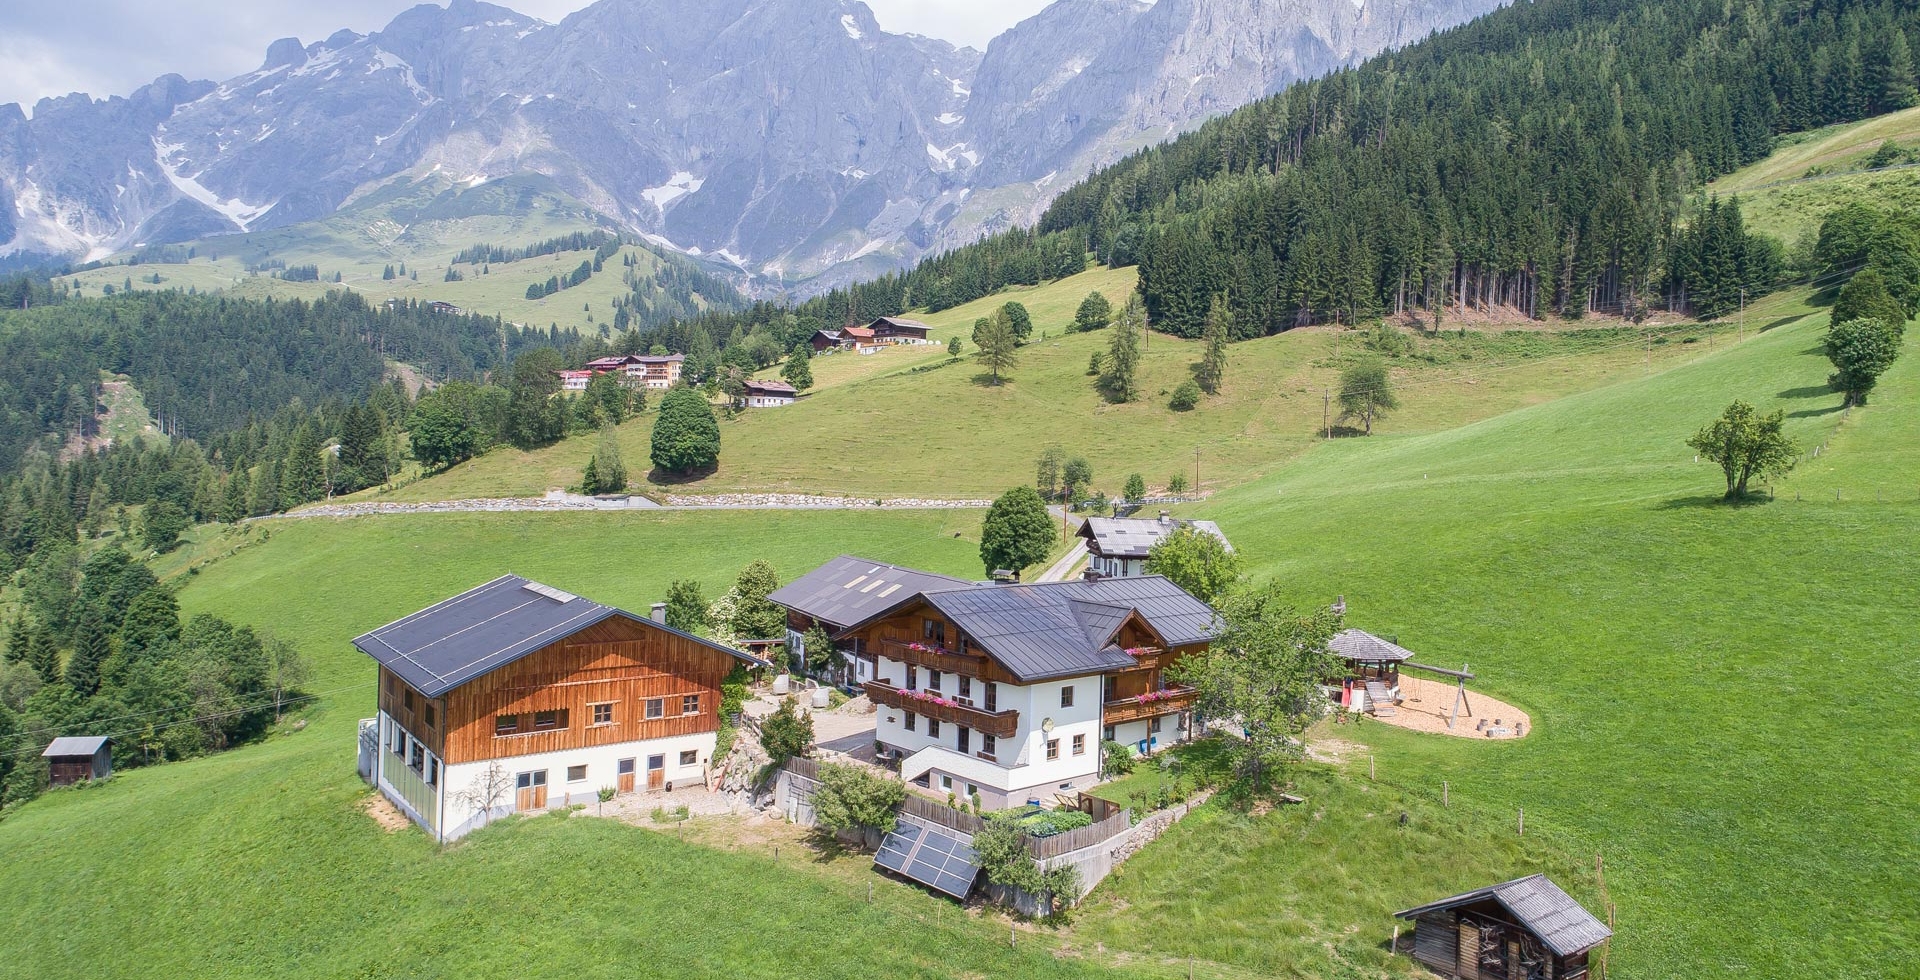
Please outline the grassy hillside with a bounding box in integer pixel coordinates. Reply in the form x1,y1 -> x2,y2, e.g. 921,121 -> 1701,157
1708,105 -> 1920,242
381,265 -> 1735,502
55,174 -> 733,335
1159,303 -> 1919,977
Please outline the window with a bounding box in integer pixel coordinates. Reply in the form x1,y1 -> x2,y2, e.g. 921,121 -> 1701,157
1104,725 -> 1115,742
645,698 -> 664,720
904,711 -> 917,732
515,770 -> 547,789
981,733 -> 996,757
390,728 -> 405,757
956,727 -> 970,753
923,618 -> 946,645
679,750 -> 697,766
1060,685 -> 1075,708
408,741 -> 424,772
940,774 -> 953,790
534,710 -> 566,731
495,714 -> 519,736
1046,738 -> 1060,760
928,718 -> 941,738
906,666 -> 918,691
403,689 -> 415,713
984,682 -> 997,712
567,765 -> 588,782
1072,734 -> 1086,756
424,703 -> 436,728
966,783 -> 978,798
928,670 -> 941,692
591,703 -> 615,726
426,758 -> 438,786
682,694 -> 700,715
957,676 -> 971,701
1150,715 -> 1163,734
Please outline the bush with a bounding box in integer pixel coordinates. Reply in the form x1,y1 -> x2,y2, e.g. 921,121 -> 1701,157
1169,380 -> 1201,411
812,762 -> 906,839
1100,741 -> 1137,778
760,697 -> 814,763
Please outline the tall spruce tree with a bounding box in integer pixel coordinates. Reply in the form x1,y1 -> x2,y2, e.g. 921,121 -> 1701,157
1197,294 -> 1231,394
66,614 -> 110,697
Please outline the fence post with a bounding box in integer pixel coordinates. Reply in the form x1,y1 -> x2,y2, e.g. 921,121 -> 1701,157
1443,780 -> 1449,807
1518,808 -> 1524,837
1370,754 -> 1375,781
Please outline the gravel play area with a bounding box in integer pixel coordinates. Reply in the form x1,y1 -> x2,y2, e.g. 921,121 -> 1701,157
1374,674 -> 1531,739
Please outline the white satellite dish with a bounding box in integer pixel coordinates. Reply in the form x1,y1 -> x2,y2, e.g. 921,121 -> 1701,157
1041,717 -> 1055,734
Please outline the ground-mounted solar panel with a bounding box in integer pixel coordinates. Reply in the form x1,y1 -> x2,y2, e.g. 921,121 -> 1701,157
872,822 -> 978,900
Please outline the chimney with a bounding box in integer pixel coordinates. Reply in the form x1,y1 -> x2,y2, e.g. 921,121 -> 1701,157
650,602 -> 667,624
1158,510 -> 1172,525
990,569 -> 1017,584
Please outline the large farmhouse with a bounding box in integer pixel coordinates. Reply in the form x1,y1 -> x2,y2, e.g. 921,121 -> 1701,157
581,353 -> 686,389
354,575 -> 759,842
772,558 -> 1217,808
768,556 -> 972,687
1077,512 -> 1232,579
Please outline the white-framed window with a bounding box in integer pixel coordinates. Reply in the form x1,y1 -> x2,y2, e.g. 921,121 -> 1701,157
567,764 -> 588,782
679,750 -> 697,766
941,774 -> 953,790
591,702 -> 615,726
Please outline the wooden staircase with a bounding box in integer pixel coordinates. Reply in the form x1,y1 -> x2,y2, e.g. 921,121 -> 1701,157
1365,681 -> 1397,717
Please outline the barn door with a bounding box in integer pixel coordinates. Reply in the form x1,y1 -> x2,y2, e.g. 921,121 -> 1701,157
647,754 -> 665,790
617,758 -> 636,793
516,770 -> 548,810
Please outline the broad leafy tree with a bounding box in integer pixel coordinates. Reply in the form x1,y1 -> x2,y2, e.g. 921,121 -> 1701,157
980,486 -> 1055,577
1170,586 -> 1342,789
1144,525 -> 1242,602
1001,301 -> 1033,341
1686,400 -> 1799,499
1830,270 -> 1908,333
811,761 -> 906,846
1337,360 -> 1398,435
1074,291 -> 1113,332
1062,456 -> 1094,502
1122,473 -> 1147,502
760,698 -> 815,763
1823,318 -> 1905,406
650,386 -> 721,473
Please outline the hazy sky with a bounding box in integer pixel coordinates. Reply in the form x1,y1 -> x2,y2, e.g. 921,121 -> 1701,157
0,0 -> 1061,112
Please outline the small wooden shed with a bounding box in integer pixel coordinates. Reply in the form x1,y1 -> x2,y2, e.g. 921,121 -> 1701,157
42,736 -> 113,786
1395,874 -> 1611,980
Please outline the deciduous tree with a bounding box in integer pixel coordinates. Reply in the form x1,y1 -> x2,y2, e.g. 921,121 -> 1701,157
1823,318 -> 1904,406
1001,301 -> 1033,342
811,761 -> 905,847
979,486 -> 1055,577
663,579 -> 710,635
1686,400 -> 1799,499
1074,291 -> 1112,332
650,386 -> 721,473
1144,525 -> 1242,603
973,310 -> 1020,384
1337,360 -> 1398,435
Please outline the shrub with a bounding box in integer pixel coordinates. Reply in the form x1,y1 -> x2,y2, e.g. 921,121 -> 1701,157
1169,380 -> 1201,411
760,697 -> 814,763
811,762 -> 905,841
1100,741 -> 1137,778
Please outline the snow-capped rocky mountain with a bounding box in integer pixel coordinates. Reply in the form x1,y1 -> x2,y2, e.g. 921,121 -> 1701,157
0,0 -> 1504,287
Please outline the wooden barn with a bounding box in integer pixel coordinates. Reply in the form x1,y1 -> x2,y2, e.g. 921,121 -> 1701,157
353,575 -> 764,842
1396,874 -> 1611,980
42,736 -> 112,785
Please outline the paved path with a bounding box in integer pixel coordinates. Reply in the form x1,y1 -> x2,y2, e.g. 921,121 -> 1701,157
1036,539 -> 1088,583
269,492 -> 995,519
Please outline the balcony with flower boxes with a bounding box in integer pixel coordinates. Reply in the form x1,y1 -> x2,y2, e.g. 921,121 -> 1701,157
1101,686 -> 1198,726
865,680 -> 1020,738
879,637 -> 991,674
1112,645 -> 1169,673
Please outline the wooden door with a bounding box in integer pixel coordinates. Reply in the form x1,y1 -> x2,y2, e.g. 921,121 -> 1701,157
647,754 -> 665,790
516,769 -> 548,811
617,758 -> 636,793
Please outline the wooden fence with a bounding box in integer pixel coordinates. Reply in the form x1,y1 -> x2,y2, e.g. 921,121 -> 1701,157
1027,808 -> 1133,859
899,791 -> 988,835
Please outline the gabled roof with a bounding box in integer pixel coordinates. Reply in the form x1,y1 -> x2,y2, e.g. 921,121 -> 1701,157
1078,516 -> 1231,559
869,316 -> 931,331
43,736 -> 110,757
919,575 -> 1217,682
1329,629 -> 1418,663
767,555 -> 971,631
843,325 -> 876,340
353,575 -> 758,697
744,379 -> 798,396
1396,875 -> 1613,957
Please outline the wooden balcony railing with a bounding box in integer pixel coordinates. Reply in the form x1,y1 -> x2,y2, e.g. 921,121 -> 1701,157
1101,686 -> 1198,726
878,637 -> 990,674
865,681 -> 1019,738
1109,646 -> 1168,672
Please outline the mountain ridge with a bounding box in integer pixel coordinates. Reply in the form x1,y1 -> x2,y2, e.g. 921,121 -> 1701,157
0,0 -> 1505,290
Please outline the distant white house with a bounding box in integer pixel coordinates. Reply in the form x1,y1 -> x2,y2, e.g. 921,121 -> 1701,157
1076,512 -> 1232,579
739,379 -> 798,408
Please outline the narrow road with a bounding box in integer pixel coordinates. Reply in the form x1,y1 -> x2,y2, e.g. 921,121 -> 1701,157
1035,540 -> 1088,582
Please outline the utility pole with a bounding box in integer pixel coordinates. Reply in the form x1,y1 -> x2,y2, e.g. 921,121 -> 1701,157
1193,447 -> 1201,498
1739,288 -> 1746,342
1324,388 -> 1331,439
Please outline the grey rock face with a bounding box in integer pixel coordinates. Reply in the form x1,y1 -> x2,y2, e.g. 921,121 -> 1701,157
0,0 -> 1503,282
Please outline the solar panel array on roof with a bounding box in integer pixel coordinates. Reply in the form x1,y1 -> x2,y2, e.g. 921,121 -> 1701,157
874,822 -> 979,899
1079,517 -> 1232,559
766,555 -> 972,631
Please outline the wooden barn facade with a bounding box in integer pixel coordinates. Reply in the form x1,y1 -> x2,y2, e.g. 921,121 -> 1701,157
1396,875 -> 1611,980
354,576 -> 761,842
42,736 -> 112,786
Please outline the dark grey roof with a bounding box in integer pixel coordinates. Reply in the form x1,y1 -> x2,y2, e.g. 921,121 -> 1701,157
354,575 -> 757,697
1330,629 -> 1417,663
1396,875 -> 1613,957
870,316 -> 931,330
43,736 -> 110,757
920,575 -> 1219,682
767,555 -> 971,631
1078,516 -> 1231,559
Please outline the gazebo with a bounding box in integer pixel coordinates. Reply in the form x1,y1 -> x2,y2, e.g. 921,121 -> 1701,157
1328,629 -> 1416,715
